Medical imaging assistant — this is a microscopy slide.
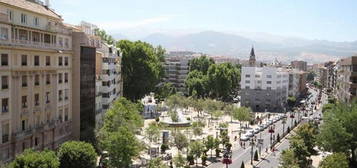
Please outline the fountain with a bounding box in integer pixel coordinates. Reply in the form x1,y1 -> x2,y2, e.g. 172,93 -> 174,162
160,109 -> 191,127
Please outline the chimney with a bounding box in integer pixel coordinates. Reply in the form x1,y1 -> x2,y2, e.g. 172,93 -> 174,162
45,0 -> 50,8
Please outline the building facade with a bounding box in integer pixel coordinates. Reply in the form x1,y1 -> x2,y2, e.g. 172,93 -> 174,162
319,67 -> 328,88
336,56 -> 357,103
288,69 -> 300,98
95,42 -> 122,124
291,60 -> 307,71
164,56 -> 190,93
0,0 -> 73,162
240,67 -> 289,112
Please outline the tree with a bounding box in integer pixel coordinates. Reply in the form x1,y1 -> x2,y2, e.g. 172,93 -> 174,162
322,103 -> 335,113
289,135 -> 310,167
204,135 -> 216,158
287,96 -> 296,107
189,141 -> 204,166
173,131 -> 189,152
145,122 -> 161,144
57,141 -> 97,168
185,70 -> 208,98
155,82 -> 176,101
232,107 -> 252,128
173,153 -> 186,168
279,149 -> 300,168
188,55 -> 215,74
295,123 -> 318,155
98,97 -> 143,135
9,149 -> 59,168
319,153 -> 349,168
94,28 -> 115,45
148,158 -> 168,168
190,99 -> 205,117
118,40 -> 165,100
192,121 -> 204,137
100,127 -> 142,168
207,63 -> 240,100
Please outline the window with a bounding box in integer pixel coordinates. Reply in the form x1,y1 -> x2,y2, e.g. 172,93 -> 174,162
46,92 -> 50,104
59,37 -> 63,47
255,75 -> 260,78
245,74 -> 250,78
267,87 -> 272,90
64,38 -> 69,48
266,75 -> 272,78
58,90 -> 63,101
64,108 -> 69,121
1,54 -> 8,66
245,80 -> 250,84
34,137 -> 39,146
20,13 -> 27,24
46,74 -> 50,85
34,94 -> 39,106
257,80 -> 262,84
64,89 -> 68,100
0,27 -> 8,40
58,73 -> 62,83
64,73 -> 68,83
22,96 -> 27,108
34,55 -> 40,66
7,9 -> 13,21
267,81 -> 272,84
64,57 -> 68,66
22,76 -> 27,87
21,120 -> 26,131
58,57 -> 62,66
245,86 -> 250,89
34,17 -> 39,26
2,123 -> 9,143
1,76 -> 8,89
2,98 -> 9,113
46,56 -> 50,66
34,75 -> 40,86
109,48 -> 113,54
21,55 -> 27,66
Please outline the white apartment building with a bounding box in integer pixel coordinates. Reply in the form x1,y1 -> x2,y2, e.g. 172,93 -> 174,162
96,42 -> 122,123
0,0 -> 73,162
164,56 -> 190,92
240,67 -> 289,112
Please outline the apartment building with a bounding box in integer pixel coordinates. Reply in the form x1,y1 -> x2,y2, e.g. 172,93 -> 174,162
325,61 -> 337,91
0,0 -> 73,162
287,69 -> 300,98
319,67 -> 328,88
240,67 -> 289,112
96,42 -> 122,124
291,60 -> 307,71
164,56 -> 191,93
336,56 -> 357,103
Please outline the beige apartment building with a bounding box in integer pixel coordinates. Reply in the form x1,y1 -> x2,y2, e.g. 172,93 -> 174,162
0,0 -> 73,162
336,56 -> 357,103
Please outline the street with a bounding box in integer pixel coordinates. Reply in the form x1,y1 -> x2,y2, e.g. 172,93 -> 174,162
209,87 -> 324,168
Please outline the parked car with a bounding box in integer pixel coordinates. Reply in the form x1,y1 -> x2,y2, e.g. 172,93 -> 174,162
240,134 -> 250,141
253,127 -> 260,134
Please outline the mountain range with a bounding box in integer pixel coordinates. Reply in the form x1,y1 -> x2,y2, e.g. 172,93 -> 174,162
114,31 -> 357,63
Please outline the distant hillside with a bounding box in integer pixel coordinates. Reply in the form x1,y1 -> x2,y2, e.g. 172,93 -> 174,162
140,31 -> 357,63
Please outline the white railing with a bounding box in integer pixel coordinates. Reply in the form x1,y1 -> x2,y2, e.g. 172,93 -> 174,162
3,39 -> 72,50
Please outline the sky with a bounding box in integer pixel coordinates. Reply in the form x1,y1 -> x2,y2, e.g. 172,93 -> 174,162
51,0 -> 357,42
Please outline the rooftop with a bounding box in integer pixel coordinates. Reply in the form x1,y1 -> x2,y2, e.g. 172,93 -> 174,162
0,0 -> 61,20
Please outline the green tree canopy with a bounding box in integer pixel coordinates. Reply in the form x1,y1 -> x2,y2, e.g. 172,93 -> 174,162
57,141 -> 97,168
147,158 -> 168,168
100,127 -> 143,168
319,153 -> 349,168
173,131 -> 189,151
185,70 -> 208,98
94,28 -> 115,45
155,82 -> 176,101
145,122 -> 161,144
279,149 -> 300,168
189,141 -> 205,166
188,55 -> 215,74
118,40 -> 165,100
10,149 -> 59,168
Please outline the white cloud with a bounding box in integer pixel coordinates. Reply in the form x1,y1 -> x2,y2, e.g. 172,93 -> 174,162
97,15 -> 174,30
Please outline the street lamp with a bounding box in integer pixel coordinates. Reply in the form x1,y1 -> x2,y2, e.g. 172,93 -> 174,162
250,135 -> 257,165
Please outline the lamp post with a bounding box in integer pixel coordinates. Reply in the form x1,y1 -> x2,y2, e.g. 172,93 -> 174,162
250,135 -> 257,165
